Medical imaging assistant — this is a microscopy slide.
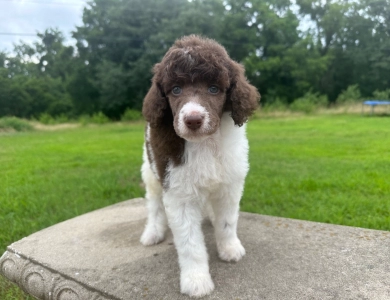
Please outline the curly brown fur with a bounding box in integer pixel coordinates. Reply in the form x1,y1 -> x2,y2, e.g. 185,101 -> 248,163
226,61 -> 260,126
142,35 -> 260,184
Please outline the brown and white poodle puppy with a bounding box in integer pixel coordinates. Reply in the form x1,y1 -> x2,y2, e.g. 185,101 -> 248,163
140,35 -> 259,297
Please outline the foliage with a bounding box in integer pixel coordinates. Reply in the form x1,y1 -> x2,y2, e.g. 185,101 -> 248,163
78,115 -> 92,126
290,98 -> 316,114
90,112 -> 110,124
1,0 -> 390,118
78,112 -> 110,125
37,113 -> 71,125
121,108 -> 143,122
261,98 -> 288,113
38,113 -> 56,125
372,89 -> 390,100
0,117 -> 33,132
336,85 -> 362,103
290,91 -> 328,114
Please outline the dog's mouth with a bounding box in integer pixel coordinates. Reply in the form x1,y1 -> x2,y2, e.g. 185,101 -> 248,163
176,129 -> 216,142
175,118 -> 216,142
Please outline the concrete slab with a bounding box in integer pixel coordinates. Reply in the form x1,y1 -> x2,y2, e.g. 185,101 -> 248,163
1,198 -> 389,299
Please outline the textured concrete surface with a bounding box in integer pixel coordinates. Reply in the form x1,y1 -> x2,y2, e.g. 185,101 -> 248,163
1,198 -> 389,300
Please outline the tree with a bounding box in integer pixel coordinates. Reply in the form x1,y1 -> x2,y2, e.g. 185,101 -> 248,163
1,0 -> 390,119
35,29 -> 75,81
73,0 -> 227,118
295,0 -> 390,101
238,0 -> 315,103
1,30 -> 76,118
66,63 -> 100,116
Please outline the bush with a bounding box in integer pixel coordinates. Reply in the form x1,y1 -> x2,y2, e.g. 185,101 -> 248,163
372,89 -> 390,100
121,108 -> 143,121
262,97 -> 288,112
54,114 -> 70,124
37,113 -> 72,125
78,114 -> 91,126
0,117 -> 34,132
290,91 -> 328,114
290,98 -> 316,114
91,112 -> 110,124
38,113 -> 55,125
336,84 -> 361,103
78,112 -> 110,125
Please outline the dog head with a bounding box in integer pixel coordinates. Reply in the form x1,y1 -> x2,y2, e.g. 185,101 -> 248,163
142,35 -> 260,142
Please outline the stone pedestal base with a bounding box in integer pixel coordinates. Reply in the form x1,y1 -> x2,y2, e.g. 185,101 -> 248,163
1,198 -> 389,299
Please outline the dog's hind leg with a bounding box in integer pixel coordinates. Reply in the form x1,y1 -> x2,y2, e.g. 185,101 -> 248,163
140,155 -> 167,246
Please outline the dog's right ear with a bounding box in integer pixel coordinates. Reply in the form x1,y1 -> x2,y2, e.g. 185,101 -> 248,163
142,68 -> 170,127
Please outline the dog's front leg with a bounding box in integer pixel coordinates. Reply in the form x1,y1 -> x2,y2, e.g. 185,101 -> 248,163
163,191 -> 214,298
211,182 -> 246,262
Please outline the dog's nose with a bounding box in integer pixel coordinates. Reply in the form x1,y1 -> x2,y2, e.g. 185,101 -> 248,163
185,114 -> 203,130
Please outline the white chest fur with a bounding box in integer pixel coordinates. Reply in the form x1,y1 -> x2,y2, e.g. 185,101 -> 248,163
166,113 -> 249,195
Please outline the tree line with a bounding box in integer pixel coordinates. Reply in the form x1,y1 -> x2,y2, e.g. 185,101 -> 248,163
0,0 -> 389,120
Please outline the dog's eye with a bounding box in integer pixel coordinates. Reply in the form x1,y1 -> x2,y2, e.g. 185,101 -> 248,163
208,86 -> 219,94
172,86 -> 182,95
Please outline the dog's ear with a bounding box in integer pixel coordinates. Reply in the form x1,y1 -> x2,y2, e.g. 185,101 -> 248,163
142,65 -> 171,127
226,61 -> 260,126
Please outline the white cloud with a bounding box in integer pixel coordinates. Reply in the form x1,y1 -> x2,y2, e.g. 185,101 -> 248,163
0,0 -> 88,53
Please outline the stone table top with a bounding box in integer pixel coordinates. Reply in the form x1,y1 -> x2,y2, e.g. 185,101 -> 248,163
1,198 -> 389,299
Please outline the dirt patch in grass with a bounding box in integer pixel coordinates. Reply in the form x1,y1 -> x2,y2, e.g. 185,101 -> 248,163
32,123 -> 80,131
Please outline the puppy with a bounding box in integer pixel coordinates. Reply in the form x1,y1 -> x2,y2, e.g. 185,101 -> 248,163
140,35 -> 259,297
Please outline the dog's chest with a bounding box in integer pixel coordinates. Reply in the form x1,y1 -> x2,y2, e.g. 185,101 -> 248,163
183,139 -> 224,187
167,132 -> 247,193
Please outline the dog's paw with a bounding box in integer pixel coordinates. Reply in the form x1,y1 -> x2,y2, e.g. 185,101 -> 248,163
140,227 -> 165,246
180,272 -> 214,298
217,238 -> 246,262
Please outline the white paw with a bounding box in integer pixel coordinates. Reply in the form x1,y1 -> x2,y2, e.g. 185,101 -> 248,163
180,272 -> 215,298
140,227 -> 165,246
218,238 -> 246,262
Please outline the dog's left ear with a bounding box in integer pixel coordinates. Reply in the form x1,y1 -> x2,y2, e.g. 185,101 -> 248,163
226,61 -> 260,126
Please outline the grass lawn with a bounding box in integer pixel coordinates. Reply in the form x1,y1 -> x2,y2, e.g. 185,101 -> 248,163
245,114 -> 390,229
1,114 -> 390,298
1,123 -> 145,299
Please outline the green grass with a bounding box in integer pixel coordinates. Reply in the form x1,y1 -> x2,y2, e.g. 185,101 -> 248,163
1,122 -> 145,299
1,123 -> 144,250
1,114 -> 390,298
244,114 -> 390,230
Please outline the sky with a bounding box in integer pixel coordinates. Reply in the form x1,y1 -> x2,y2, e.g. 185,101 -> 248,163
0,0 -> 88,53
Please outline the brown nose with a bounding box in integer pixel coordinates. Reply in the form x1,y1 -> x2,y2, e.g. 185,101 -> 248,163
185,114 -> 203,130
